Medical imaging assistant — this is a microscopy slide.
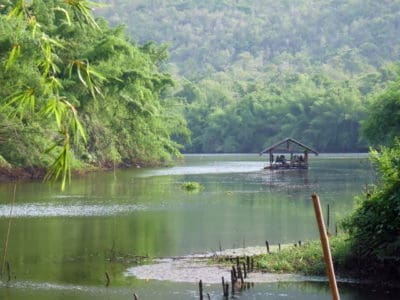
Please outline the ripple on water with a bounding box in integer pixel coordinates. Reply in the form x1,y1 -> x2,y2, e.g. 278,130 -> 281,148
138,162 -> 266,177
0,203 -> 147,217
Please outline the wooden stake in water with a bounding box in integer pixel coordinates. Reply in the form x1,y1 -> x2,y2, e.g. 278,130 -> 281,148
265,240 -> 270,254
105,271 -> 110,287
224,283 -> 229,298
311,193 -> 340,300
199,280 -> 203,300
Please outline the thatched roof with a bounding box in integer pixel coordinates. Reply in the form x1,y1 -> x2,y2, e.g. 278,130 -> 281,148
260,138 -> 319,155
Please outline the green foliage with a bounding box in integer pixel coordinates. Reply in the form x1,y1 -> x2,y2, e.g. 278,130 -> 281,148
95,0 -> 400,153
183,74 -> 369,153
0,0 -> 187,188
0,155 -> 11,168
180,181 -> 203,192
343,142 -> 400,280
97,0 -> 400,79
363,78 -> 400,147
254,235 -> 351,276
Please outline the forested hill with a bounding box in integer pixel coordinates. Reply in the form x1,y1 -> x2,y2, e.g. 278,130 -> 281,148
97,0 -> 400,79
95,0 -> 400,153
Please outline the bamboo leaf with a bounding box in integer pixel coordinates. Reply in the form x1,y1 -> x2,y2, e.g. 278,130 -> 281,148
28,15 -> 41,38
5,44 -> 21,70
43,76 -> 63,96
41,35 -> 65,49
63,99 -> 87,143
68,60 -> 105,98
53,7 -> 72,26
41,98 -> 65,129
6,0 -> 26,19
44,135 -> 71,191
64,0 -> 100,29
76,65 -> 87,87
38,35 -> 64,76
2,88 -> 36,119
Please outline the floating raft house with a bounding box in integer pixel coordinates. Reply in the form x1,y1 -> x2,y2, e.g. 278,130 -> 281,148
260,138 -> 319,169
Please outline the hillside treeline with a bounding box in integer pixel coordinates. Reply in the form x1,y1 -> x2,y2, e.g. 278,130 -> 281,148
96,0 -> 400,152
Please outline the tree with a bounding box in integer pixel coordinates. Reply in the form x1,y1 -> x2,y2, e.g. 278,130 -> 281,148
343,141 -> 400,280
0,0 -> 186,188
0,0 -> 97,189
362,79 -> 400,147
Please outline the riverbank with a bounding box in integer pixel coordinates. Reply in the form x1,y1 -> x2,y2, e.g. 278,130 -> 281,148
251,235 -> 351,276
212,235 -> 400,288
126,236 -> 350,283
126,257 -> 321,284
0,166 -> 47,182
126,235 -> 399,288
0,161 -> 149,184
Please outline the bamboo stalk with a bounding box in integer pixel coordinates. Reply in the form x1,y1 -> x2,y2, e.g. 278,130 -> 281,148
311,193 -> 340,300
1,184 -> 16,278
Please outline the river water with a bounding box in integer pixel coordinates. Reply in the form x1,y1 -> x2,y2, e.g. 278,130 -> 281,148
0,154 -> 398,299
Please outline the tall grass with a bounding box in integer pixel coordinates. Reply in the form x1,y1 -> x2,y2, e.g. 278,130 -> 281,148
254,235 -> 352,276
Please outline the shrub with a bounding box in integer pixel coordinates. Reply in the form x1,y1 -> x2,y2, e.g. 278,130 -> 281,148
343,141 -> 400,281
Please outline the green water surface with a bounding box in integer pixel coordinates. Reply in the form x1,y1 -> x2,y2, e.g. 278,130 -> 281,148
2,153 -> 397,299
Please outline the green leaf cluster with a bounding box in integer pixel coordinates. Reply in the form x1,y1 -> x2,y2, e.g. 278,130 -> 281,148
180,181 -> 203,193
343,141 -> 400,280
0,0 -> 188,189
363,78 -> 400,147
343,80 -> 400,281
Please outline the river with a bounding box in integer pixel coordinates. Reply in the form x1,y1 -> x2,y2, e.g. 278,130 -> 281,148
0,153 -> 398,299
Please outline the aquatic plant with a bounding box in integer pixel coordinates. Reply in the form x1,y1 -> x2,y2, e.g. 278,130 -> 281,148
181,181 -> 204,192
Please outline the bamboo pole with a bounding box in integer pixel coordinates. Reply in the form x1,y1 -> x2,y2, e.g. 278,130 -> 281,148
311,193 -> 340,300
2,184 -> 16,278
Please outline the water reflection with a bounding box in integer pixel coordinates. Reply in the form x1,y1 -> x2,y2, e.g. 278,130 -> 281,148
139,161 -> 265,177
1,280 -> 399,300
0,203 -> 147,217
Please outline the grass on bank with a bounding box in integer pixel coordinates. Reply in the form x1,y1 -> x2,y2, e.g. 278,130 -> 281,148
253,235 -> 351,276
